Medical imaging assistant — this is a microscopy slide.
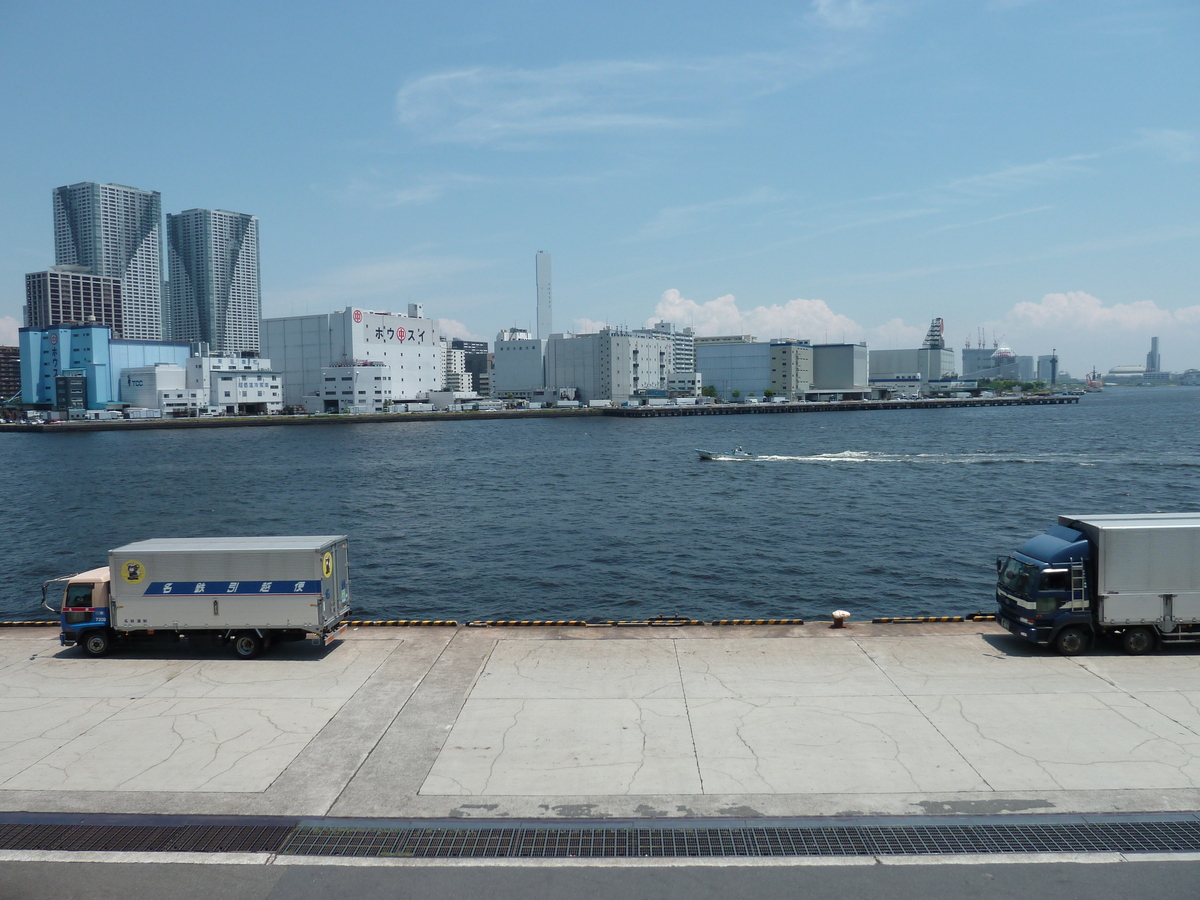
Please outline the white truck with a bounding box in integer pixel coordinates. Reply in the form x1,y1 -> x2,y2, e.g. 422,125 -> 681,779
996,514 -> 1200,654
50,536 -> 351,659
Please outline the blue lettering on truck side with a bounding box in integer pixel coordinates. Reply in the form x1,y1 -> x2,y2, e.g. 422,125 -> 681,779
142,581 -> 322,595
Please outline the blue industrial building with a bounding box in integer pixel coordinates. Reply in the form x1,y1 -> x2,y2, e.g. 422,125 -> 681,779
19,324 -> 190,409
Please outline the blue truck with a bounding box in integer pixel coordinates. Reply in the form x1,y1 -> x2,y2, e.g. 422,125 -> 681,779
996,513 -> 1200,655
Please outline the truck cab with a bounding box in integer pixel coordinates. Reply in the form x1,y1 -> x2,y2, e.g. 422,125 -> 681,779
52,567 -> 114,655
996,524 -> 1093,654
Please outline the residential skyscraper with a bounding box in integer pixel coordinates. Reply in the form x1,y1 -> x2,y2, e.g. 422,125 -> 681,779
536,251 -> 552,340
53,182 -> 163,340
166,209 -> 261,353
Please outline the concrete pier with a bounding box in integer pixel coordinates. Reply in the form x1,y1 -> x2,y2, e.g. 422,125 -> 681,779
2,621 -> 1199,821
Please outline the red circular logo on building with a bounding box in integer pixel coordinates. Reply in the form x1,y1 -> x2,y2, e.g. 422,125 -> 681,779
397,327 -> 407,342
353,309 -> 363,324
49,333 -> 58,345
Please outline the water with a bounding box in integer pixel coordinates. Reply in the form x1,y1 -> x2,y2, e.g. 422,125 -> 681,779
1,388 -> 1196,622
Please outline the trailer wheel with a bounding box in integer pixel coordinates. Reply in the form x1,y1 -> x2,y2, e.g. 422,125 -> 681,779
82,630 -> 112,657
232,632 -> 264,659
1054,626 -> 1088,656
1122,627 -> 1156,656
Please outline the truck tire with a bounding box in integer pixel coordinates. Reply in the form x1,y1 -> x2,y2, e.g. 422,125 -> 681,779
232,631 -> 264,659
82,629 -> 112,658
1122,627 -> 1156,655
1054,626 -> 1088,656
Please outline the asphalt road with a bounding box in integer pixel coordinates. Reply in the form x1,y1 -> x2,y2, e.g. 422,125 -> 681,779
2,860 -> 1199,900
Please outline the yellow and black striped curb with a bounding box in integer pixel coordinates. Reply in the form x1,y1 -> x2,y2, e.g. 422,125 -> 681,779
0,621 -> 57,627
343,620 -> 459,627
872,616 -> 964,624
467,620 -> 591,627
970,614 -> 997,621
709,619 -> 806,626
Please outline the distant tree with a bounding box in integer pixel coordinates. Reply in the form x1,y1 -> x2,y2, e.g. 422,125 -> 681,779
731,389 -> 741,400
763,389 -> 775,399
701,385 -> 717,398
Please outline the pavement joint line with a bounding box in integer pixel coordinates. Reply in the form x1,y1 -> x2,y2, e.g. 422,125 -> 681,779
321,632 -> 461,815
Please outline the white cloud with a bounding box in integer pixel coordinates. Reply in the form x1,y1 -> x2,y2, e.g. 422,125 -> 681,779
1136,128 -> 1197,163
869,317 -> 927,348
985,292 -> 1200,374
1009,291 -> 1192,332
650,288 -> 864,341
573,317 -> 612,334
0,316 -> 18,345
810,0 -> 896,29
937,154 -> 1098,200
628,189 -> 785,242
436,318 -> 486,342
395,52 -> 844,145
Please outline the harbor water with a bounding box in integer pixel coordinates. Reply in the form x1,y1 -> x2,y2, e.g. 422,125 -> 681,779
1,388 -> 1196,622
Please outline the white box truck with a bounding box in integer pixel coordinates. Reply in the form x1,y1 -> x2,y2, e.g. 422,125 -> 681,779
50,536 -> 351,659
996,514 -> 1200,654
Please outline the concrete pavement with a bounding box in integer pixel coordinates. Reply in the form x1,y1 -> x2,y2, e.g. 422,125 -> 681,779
2,622 -> 1200,819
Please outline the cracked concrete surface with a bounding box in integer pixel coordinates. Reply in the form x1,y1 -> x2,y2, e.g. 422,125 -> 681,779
3,622 -> 1200,819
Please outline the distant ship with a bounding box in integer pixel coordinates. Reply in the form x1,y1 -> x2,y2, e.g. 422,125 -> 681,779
1085,368 -> 1104,392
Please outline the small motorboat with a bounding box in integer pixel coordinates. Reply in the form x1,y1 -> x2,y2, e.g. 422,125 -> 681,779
696,446 -> 755,461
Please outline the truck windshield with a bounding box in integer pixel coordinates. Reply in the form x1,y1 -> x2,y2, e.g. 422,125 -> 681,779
998,557 -> 1038,598
64,583 -> 94,607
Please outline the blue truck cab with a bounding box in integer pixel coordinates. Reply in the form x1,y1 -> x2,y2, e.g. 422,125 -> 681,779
47,567 -> 113,656
995,524 -> 1094,655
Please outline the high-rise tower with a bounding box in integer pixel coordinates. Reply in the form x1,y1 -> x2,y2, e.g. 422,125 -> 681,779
536,251 -> 552,340
1146,336 -> 1161,374
53,182 -> 163,340
166,209 -> 261,353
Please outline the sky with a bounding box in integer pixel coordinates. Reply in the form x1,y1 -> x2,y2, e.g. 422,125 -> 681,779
0,0 -> 1197,376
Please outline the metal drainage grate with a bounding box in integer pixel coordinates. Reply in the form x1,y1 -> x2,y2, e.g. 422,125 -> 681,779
0,822 -> 292,854
279,820 -> 1200,859
4,818 -> 1200,858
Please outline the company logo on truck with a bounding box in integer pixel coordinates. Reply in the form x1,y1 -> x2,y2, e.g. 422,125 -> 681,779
322,552 -> 333,578
121,560 -> 146,584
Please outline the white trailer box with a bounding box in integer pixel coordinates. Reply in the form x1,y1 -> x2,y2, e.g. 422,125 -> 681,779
109,536 -> 350,634
1060,514 -> 1200,625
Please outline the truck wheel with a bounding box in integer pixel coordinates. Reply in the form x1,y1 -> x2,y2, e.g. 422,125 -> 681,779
232,632 -> 264,659
1122,627 -> 1156,655
1054,626 -> 1088,656
82,630 -> 112,657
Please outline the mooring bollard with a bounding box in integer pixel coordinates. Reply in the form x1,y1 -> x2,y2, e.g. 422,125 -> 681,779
831,610 -> 850,629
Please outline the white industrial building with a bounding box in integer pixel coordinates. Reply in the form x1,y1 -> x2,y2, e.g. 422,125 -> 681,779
118,354 -> 282,415
491,328 -> 545,398
635,321 -> 696,374
868,318 -> 958,396
299,363 -> 393,414
810,343 -> 870,400
261,304 -> 442,408
545,327 -> 673,403
695,337 -> 813,401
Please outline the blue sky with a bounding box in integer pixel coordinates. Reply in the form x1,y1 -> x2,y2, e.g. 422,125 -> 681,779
1,0 -> 1197,375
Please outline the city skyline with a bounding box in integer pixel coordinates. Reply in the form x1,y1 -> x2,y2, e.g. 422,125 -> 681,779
1,1 -> 1198,376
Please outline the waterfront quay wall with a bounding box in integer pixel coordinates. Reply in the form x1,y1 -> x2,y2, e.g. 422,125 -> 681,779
0,395 -> 1078,433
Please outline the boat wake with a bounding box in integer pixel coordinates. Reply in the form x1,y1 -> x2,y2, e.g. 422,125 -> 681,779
705,450 -> 1111,465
